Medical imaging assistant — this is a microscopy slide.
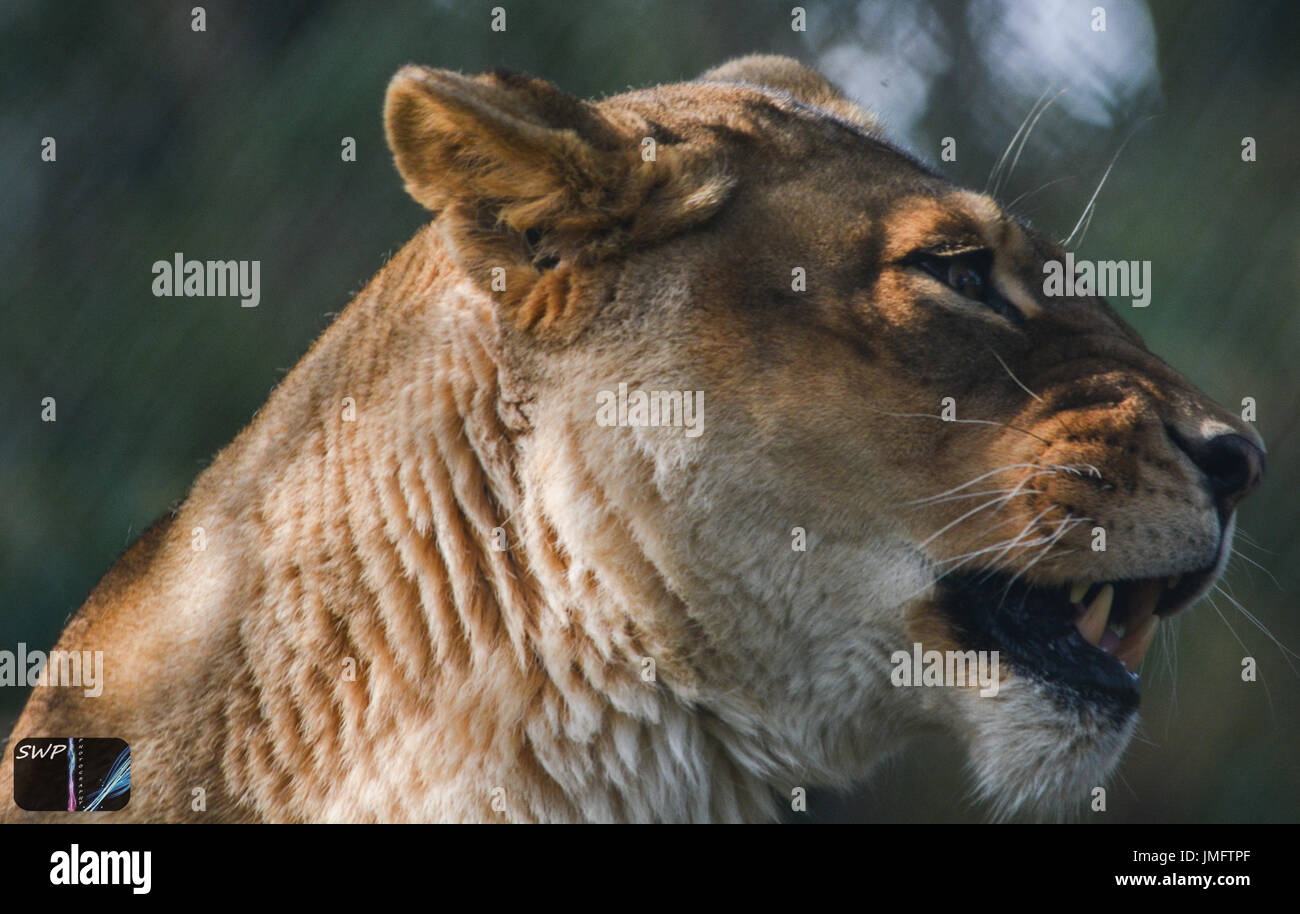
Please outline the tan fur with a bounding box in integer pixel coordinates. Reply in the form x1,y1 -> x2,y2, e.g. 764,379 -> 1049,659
1,56 -> 1262,822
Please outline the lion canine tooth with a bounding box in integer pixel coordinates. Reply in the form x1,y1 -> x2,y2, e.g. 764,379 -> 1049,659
1167,575 -> 1182,590
1115,616 -> 1160,672
1076,584 -> 1113,646
1069,581 -> 1088,604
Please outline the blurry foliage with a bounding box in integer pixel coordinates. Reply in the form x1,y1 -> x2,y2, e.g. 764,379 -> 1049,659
1,0 -> 1296,821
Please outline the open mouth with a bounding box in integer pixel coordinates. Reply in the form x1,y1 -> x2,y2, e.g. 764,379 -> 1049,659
1066,572 -> 1211,668
935,565 -> 1218,711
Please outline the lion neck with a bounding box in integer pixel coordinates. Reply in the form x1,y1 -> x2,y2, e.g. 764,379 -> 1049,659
223,229 -> 785,821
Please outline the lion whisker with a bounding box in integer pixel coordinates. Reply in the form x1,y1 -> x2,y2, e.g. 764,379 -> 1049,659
991,528 -> 1073,615
995,88 -> 1066,198
1006,174 -> 1076,212
910,468 -> 1060,510
920,471 -> 1058,546
1227,548 -> 1282,590
907,462 -> 1047,504
1048,462 -> 1102,479
933,523 -> 1062,569
1205,593 -> 1275,712
986,85 -> 1054,195
905,510 -> 1065,602
986,348 -> 1043,403
974,505 -> 1063,578
870,408 -> 1052,446
995,513 -> 1085,598
983,346 -> 1093,444
1160,618 -> 1180,718
976,511 -> 1083,591
1061,115 -> 1158,249
907,486 -> 1024,509
1212,583 -> 1300,672
1232,527 -> 1275,554
918,494 -> 1025,549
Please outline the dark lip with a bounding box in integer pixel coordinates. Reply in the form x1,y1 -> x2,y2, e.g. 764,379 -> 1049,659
932,563 -> 1218,717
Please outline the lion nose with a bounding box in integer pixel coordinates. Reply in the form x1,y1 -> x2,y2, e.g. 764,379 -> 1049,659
1175,431 -> 1265,515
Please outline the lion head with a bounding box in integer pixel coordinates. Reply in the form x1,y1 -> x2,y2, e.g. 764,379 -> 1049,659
384,55 -> 1264,819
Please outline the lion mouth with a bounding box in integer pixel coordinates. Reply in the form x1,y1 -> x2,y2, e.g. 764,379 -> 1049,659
1066,571 -> 1215,665
935,566 -> 1218,709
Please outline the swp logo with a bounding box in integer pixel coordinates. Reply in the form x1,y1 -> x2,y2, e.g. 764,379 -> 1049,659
13,737 -> 131,812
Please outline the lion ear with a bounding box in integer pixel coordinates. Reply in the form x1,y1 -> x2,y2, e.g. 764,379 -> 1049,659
384,66 -> 733,327
699,55 -> 877,131
384,66 -> 628,226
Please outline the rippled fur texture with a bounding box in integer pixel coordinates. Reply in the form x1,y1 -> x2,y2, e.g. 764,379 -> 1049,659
1,56 -> 1262,822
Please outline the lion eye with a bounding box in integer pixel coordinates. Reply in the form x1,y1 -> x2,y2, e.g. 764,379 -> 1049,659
906,248 -> 1023,324
946,259 -> 986,302
913,252 -> 991,304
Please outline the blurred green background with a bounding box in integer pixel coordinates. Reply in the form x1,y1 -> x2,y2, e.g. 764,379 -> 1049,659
2,0 -> 1296,821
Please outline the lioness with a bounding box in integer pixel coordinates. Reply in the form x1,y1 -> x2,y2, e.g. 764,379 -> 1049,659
1,56 -> 1263,822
